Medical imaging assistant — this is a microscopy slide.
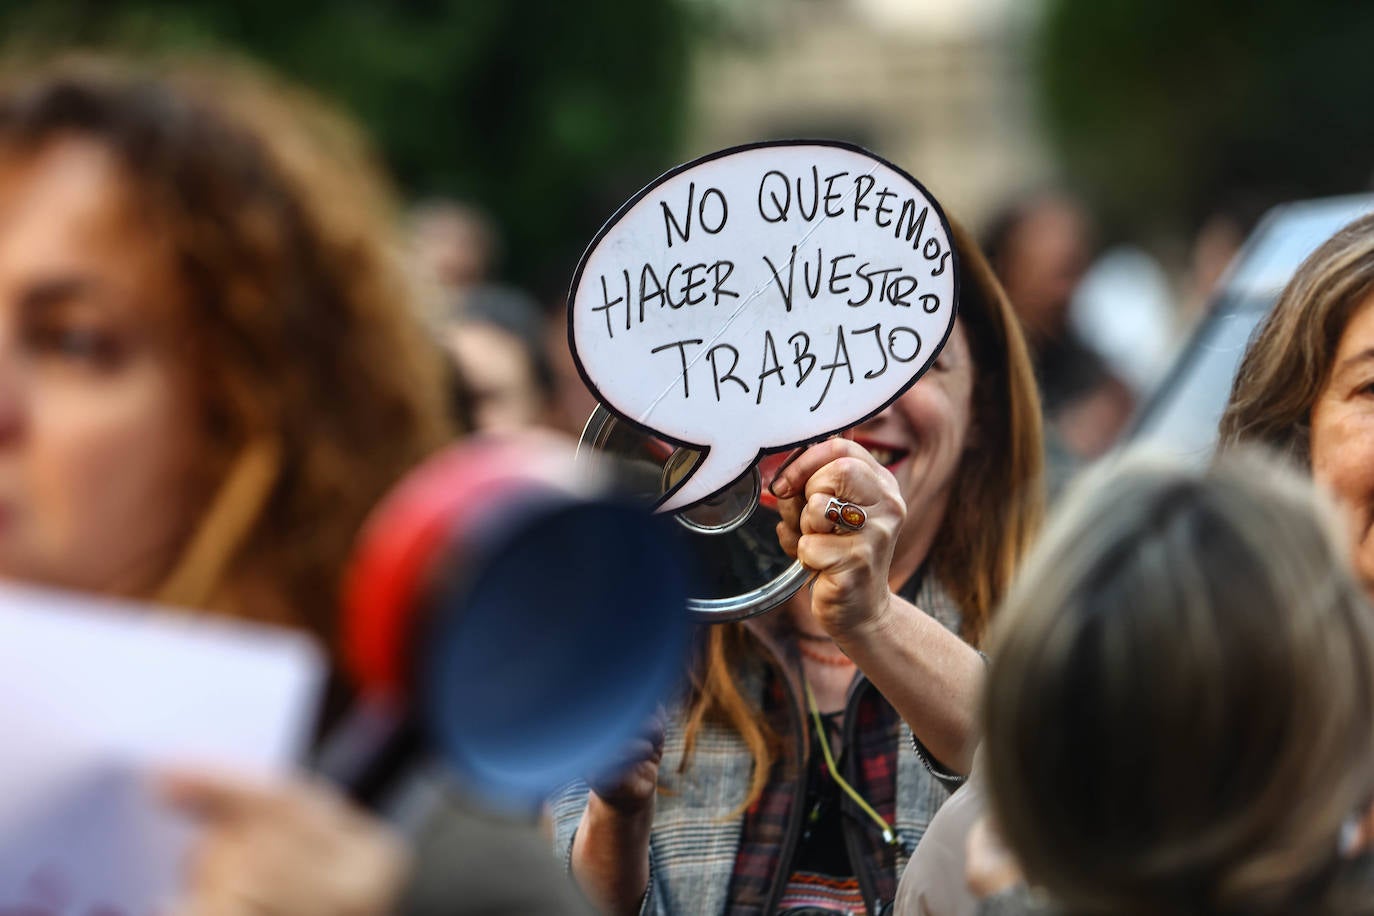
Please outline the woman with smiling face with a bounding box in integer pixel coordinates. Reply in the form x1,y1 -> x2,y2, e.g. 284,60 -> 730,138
554,220 -> 1044,915
1220,210 -> 1374,599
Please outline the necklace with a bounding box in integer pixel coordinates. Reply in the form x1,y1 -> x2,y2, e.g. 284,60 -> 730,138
798,640 -> 855,667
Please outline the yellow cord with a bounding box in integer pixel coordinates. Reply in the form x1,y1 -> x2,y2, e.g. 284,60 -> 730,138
803,677 -> 899,847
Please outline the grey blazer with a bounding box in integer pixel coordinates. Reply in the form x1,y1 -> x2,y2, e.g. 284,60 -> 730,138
551,576 -> 963,915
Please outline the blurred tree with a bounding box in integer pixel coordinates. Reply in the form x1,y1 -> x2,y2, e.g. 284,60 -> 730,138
0,0 -> 694,300
1038,0 -> 1374,234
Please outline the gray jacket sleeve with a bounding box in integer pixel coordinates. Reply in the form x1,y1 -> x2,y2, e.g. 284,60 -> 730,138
549,780 -> 591,875
549,780 -> 669,916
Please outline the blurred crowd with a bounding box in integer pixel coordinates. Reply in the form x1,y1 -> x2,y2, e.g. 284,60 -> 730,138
5,46 -> 1374,916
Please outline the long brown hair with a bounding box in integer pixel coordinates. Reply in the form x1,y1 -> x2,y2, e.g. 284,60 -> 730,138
683,216 -> 1044,809
1219,211 -> 1374,462
0,56 -> 452,649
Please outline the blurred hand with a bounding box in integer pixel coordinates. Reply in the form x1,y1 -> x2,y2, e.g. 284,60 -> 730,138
770,438 -> 906,639
965,815 -> 1025,900
1342,799 -> 1374,858
587,710 -> 666,815
162,770 -> 409,916
572,712 -> 665,915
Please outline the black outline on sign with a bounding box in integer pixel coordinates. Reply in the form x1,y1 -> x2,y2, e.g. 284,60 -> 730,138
566,138 -> 961,512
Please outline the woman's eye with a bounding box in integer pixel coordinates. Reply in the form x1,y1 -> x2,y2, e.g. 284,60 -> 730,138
27,325 -> 121,366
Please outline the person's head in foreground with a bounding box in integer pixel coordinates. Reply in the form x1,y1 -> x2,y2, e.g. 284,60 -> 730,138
0,55 -> 451,644
0,54 -> 462,912
983,451 -> 1374,916
443,283 -> 554,432
1221,210 -> 1374,600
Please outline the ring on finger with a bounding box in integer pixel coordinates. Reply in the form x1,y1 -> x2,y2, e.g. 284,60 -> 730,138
824,497 -> 867,532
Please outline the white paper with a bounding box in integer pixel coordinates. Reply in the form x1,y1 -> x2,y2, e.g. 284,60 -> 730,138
569,141 -> 958,512
0,583 -> 325,914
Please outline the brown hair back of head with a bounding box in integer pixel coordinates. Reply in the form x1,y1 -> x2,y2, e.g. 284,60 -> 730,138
984,450 -> 1374,915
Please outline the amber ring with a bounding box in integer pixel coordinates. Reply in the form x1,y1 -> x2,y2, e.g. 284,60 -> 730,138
824,497 -> 867,532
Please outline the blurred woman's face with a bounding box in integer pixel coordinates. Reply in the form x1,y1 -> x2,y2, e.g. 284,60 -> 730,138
0,138 -> 201,597
850,319 -> 976,564
1312,293 -> 1374,597
447,322 -> 546,432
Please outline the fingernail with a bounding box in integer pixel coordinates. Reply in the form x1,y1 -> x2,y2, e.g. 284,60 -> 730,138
771,479 -> 792,498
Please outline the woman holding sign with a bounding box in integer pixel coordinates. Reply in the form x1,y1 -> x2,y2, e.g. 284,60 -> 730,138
555,212 -> 1043,915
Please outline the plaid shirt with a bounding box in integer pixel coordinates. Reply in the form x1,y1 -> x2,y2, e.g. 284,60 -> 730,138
551,574 -> 962,915
726,666 -> 903,914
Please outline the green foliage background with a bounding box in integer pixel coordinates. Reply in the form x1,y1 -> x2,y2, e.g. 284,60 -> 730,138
1038,0 -> 1374,233
0,0 -> 694,299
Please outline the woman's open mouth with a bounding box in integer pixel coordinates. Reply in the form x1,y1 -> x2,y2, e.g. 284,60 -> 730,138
753,439 -> 909,512
853,438 -> 910,471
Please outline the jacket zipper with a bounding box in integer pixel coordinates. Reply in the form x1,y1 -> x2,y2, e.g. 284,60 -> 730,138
841,678 -> 882,914
761,649 -> 809,915
761,664 -> 884,915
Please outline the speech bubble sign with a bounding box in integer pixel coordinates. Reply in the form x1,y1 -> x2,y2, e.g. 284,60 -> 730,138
569,140 -> 959,513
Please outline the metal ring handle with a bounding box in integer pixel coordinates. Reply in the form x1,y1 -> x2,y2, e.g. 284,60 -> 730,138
577,404 -> 810,622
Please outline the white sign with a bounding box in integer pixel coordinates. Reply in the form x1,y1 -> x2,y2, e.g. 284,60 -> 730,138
0,584 -> 324,914
569,141 -> 958,512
